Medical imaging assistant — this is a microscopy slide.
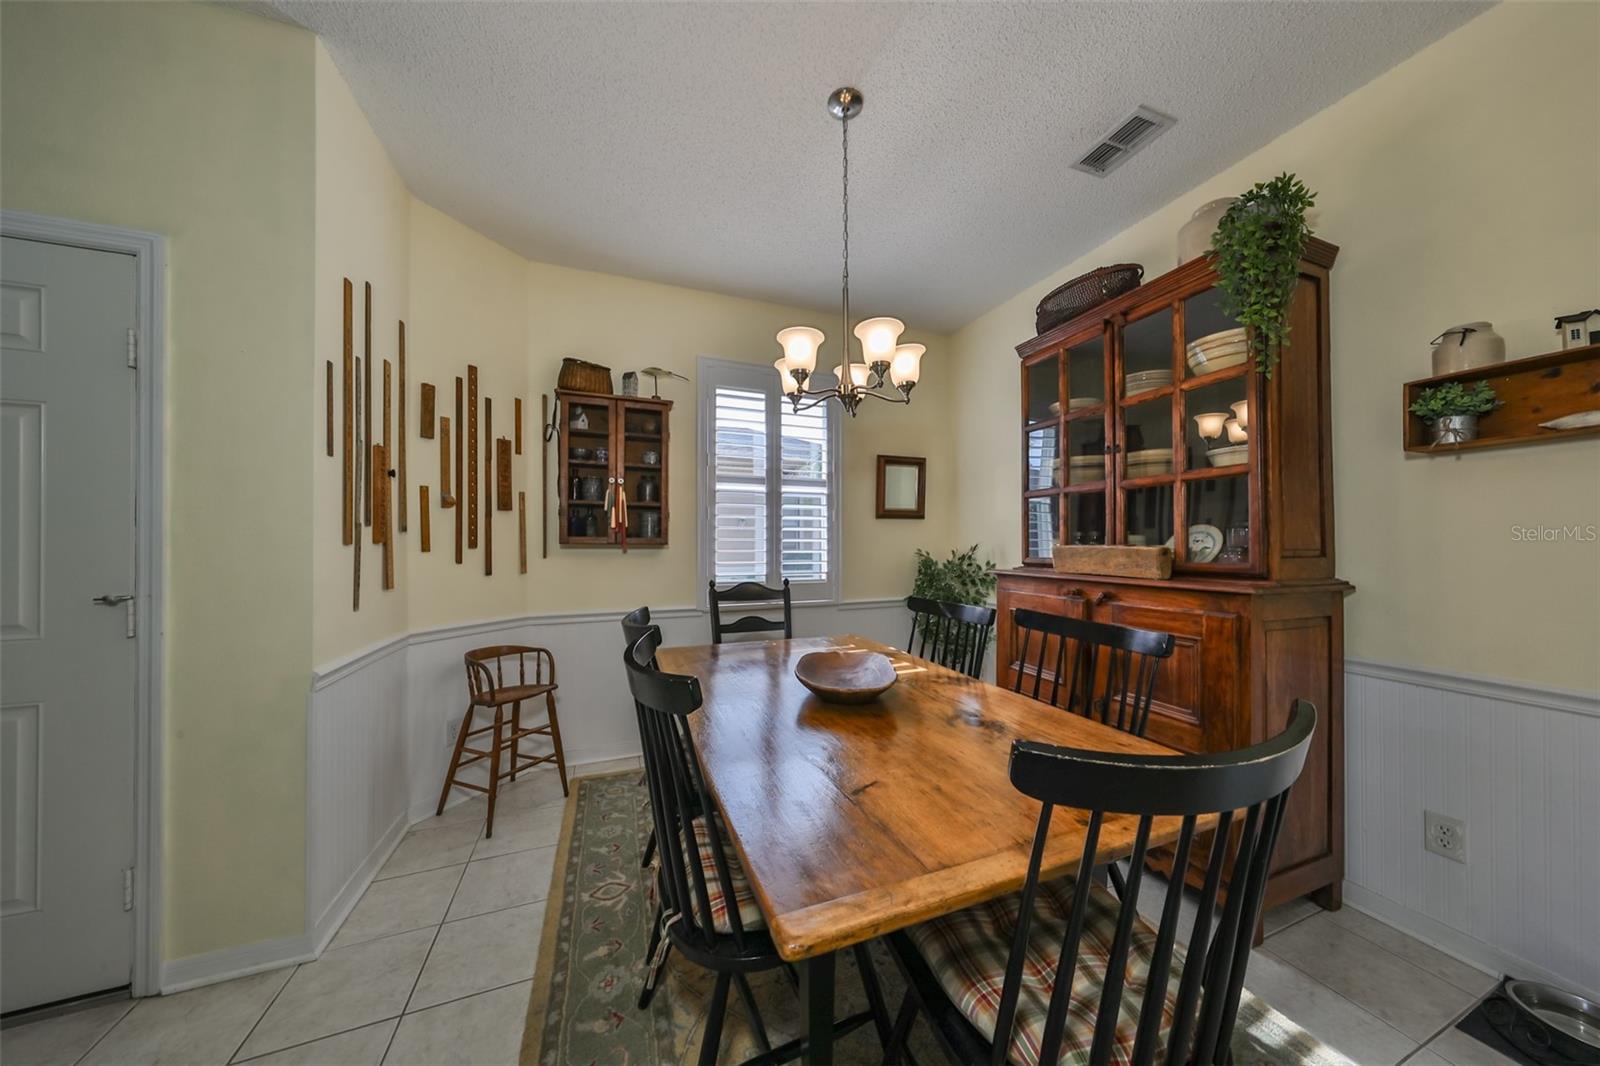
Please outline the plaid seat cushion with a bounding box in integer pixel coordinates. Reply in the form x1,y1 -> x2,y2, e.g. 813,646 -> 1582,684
907,877 -> 1179,1066
668,813 -> 763,935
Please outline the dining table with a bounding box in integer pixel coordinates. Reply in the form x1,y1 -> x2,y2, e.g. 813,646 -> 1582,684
653,633 -> 1194,1065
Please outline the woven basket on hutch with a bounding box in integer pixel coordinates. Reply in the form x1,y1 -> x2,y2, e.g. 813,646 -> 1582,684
557,358 -> 613,394
1034,264 -> 1144,336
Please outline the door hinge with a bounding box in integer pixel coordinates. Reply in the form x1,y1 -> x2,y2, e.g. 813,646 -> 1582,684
126,598 -> 136,639
122,867 -> 135,911
126,328 -> 137,369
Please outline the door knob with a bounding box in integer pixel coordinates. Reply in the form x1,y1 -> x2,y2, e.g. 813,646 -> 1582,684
93,593 -> 134,606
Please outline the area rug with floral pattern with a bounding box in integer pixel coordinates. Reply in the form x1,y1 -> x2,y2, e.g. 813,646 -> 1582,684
521,771 -> 1355,1065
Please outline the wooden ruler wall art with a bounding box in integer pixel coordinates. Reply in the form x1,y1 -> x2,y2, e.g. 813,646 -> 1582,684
324,278 -> 534,611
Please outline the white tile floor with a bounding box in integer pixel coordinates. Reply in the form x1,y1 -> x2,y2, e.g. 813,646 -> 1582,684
3,763 -> 1518,1066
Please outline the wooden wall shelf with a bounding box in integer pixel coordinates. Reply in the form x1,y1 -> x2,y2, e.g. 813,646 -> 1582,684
1402,343 -> 1600,454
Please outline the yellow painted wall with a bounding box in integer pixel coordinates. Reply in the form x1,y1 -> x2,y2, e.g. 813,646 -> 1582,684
333,200 -> 960,655
313,42 -> 412,659
401,199 -> 530,635
948,1 -> 1600,692
517,259 -> 957,616
1,3 -> 316,957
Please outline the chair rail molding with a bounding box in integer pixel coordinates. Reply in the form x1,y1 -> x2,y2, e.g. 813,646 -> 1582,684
1346,656 -> 1599,719
1343,658 -> 1600,1001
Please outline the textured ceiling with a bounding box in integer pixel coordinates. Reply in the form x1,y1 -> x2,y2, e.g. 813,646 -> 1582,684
258,1 -> 1486,331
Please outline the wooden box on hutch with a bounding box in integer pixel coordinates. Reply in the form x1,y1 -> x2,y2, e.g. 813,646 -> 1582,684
995,239 -> 1352,918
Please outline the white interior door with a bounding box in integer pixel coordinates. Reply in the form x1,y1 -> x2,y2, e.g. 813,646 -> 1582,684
1,235 -> 138,1012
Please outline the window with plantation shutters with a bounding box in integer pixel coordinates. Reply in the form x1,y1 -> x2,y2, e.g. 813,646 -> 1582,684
700,357 -> 839,601
709,385 -> 768,583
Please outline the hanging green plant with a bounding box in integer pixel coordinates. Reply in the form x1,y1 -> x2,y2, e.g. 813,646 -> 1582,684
1209,173 -> 1317,377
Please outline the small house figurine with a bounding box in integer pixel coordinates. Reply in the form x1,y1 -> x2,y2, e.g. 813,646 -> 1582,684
1554,309 -> 1600,350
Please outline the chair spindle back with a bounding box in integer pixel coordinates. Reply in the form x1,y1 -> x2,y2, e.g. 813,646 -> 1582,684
463,645 -> 555,701
1008,608 -> 1175,736
991,700 -> 1316,1066
905,596 -> 997,678
623,627 -> 756,952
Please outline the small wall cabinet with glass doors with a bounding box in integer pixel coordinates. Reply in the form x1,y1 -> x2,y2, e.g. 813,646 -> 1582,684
556,389 -> 671,548
1000,239 -> 1352,925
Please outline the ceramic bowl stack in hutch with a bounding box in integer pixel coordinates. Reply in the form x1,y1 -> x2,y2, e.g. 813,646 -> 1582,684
1125,368 -> 1173,397
1067,455 -> 1103,484
1186,327 -> 1250,375
1207,444 -> 1249,467
1125,448 -> 1173,477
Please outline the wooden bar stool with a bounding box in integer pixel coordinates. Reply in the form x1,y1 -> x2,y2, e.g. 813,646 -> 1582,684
436,645 -> 567,837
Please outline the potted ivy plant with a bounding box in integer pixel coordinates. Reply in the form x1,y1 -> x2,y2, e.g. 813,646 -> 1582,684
1409,381 -> 1498,444
911,545 -> 996,642
1209,173 -> 1318,377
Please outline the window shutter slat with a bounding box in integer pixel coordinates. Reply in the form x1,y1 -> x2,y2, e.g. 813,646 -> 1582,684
711,387 -> 769,583
780,402 -> 830,582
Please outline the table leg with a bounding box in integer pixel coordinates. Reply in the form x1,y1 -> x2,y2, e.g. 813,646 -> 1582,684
799,951 -> 836,1065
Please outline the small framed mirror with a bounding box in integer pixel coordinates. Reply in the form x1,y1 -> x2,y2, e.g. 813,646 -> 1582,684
876,455 -> 926,519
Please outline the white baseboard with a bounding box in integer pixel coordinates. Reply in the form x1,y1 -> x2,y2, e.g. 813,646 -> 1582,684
310,812 -> 408,956
159,932 -> 314,995
1343,882 -> 1597,1001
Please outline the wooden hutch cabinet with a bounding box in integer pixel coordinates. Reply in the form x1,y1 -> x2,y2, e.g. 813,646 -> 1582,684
995,238 -> 1351,915
556,389 -> 671,548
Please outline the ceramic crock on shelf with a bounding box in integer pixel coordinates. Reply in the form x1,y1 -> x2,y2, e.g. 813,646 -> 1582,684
1429,322 -> 1506,375
1177,197 -> 1239,264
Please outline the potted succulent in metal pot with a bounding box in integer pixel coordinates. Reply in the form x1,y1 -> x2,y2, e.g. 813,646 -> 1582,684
1409,381 -> 1499,444
1209,173 -> 1318,378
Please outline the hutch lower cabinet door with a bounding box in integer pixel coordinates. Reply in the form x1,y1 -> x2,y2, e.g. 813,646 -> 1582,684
995,570 -> 1350,915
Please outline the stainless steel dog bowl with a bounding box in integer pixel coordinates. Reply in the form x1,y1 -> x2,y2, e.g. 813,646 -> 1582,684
1506,979 -> 1600,1049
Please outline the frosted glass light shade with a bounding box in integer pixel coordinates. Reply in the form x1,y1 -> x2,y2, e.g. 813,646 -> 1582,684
1193,411 -> 1229,440
833,362 -> 871,390
776,326 -> 824,374
1230,399 -> 1249,430
890,343 -> 925,386
773,358 -> 799,395
853,317 -> 904,364
1225,417 -> 1248,443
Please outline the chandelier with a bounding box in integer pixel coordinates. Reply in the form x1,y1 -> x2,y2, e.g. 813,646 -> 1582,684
774,87 -> 923,416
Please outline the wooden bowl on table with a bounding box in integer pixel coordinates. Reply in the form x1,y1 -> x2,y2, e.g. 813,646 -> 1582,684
794,650 -> 898,705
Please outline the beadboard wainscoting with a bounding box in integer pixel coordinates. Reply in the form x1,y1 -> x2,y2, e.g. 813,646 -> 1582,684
1343,658 -> 1600,1001
306,638 -> 410,952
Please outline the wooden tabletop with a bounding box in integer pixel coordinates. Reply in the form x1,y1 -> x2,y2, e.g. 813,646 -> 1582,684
655,634 -> 1191,962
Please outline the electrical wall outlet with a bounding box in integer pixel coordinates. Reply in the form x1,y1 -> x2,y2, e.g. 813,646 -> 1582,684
1424,810 -> 1467,863
445,714 -> 463,747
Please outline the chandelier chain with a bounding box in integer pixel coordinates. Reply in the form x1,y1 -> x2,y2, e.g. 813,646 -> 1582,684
841,112 -> 851,386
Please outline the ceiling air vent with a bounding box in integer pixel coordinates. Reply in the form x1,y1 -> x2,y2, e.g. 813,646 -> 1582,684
1071,106 -> 1175,177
